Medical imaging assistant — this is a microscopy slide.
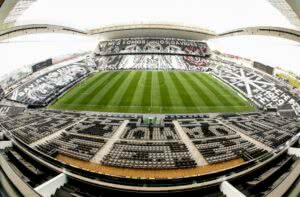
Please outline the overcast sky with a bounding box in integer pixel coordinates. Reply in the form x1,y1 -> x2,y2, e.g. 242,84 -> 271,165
0,0 -> 300,78
18,0 -> 294,32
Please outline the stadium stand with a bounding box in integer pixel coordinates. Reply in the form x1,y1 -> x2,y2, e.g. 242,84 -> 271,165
96,54 -> 209,71
36,133 -> 106,161
95,38 -> 210,71
223,113 -> 300,149
121,122 -> 179,141
102,141 -> 197,169
6,64 -> 90,105
4,110 -> 82,144
231,152 -> 300,196
212,57 -> 300,115
0,85 -> 4,99
95,38 -> 210,56
178,119 -> 236,139
193,135 -> 268,164
65,117 -> 123,138
0,41 -> 300,196
1,108 -> 297,167
2,146 -> 58,188
0,105 -> 25,116
177,118 -> 269,164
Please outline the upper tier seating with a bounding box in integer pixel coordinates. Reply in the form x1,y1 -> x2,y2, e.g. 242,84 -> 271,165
212,59 -> 300,115
6,64 -> 89,105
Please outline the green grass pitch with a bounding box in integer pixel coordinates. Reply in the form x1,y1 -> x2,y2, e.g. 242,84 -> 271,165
49,71 -> 255,113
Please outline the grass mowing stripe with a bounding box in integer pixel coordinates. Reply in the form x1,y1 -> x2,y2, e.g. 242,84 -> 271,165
50,71 -> 255,113
192,73 -> 233,106
128,71 -> 147,110
162,72 -> 184,106
202,74 -> 245,107
106,71 -> 136,106
203,76 -> 239,107
140,71 -> 152,107
81,71 -> 122,104
207,75 -> 248,106
151,71 -> 162,108
119,71 -> 142,106
96,71 -> 130,105
52,72 -> 110,107
158,72 -> 172,107
174,72 -> 208,107
157,71 -> 172,107
186,72 -> 223,106
206,74 -> 252,108
169,72 -> 196,107
180,72 -> 214,106
60,72 -> 109,104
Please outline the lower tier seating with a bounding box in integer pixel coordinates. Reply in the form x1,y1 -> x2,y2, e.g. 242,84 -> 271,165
102,141 -> 197,169
194,135 -> 268,164
36,133 -> 106,161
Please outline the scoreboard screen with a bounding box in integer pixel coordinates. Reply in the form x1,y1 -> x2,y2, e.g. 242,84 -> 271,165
32,59 -> 53,73
253,61 -> 274,75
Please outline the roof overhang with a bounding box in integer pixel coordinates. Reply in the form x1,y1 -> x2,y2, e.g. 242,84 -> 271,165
88,24 -> 216,41
0,24 -> 87,41
1,24 -> 300,44
0,0 -> 19,27
218,26 -> 300,42
268,0 -> 300,30
0,0 -> 5,7
286,0 -> 300,21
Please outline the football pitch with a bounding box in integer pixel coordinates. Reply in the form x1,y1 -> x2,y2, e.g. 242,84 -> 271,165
49,71 -> 255,113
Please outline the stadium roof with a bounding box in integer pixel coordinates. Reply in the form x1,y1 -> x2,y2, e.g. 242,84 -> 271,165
268,0 -> 300,29
0,0 -> 296,32
1,0 -> 300,75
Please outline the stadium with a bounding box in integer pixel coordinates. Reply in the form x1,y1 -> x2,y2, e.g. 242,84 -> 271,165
0,0 -> 300,197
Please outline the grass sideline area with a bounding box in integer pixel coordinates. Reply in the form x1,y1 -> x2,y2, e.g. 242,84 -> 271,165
49,71 -> 255,113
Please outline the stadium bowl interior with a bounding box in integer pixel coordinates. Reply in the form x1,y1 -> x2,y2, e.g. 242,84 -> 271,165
0,1 -> 300,197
